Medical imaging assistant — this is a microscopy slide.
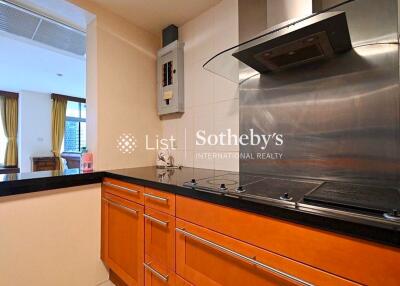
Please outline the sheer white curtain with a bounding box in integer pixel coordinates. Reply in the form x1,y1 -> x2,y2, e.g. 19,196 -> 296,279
0,96 -> 6,165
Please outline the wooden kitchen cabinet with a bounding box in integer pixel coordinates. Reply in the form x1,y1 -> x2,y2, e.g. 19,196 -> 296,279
144,187 -> 176,215
144,257 -> 192,286
144,256 -> 175,286
101,179 -> 399,286
175,219 -> 360,286
103,177 -> 144,204
176,195 -> 400,286
175,275 -> 193,286
144,208 -> 176,270
102,191 -> 144,286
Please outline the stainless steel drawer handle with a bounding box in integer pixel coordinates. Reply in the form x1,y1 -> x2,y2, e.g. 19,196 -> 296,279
143,214 -> 169,227
176,228 -> 314,286
102,198 -> 138,215
103,182 -> 139,194
143,262 -> 169,282
144,193 -> 168,203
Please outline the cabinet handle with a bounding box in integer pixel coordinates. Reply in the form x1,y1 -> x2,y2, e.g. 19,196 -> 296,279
176,228 -> 314,286
103,182 -> 139,194
144,193 -> 168,203
102,198 -> 138,215
143,214 -> 169,227
143,262 -> 169,282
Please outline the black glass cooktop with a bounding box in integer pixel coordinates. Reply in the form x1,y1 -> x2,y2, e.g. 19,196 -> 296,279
184,173 -> 321,203
183,173 -> 266,193
243,177 -> 321,202
304,182 -> 400,213
183,171 -> 400,220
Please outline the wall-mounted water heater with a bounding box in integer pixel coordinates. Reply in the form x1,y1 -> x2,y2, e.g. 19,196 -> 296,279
157,25 -> 184,115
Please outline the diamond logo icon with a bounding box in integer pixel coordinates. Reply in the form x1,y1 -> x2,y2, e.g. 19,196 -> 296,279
117,133 -> 137,154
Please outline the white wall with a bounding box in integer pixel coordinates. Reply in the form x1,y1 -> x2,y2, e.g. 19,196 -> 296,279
71,0 -> 162,171
18,90 -> 52,172
85,19 -> 98,169
0,184 -> 108,286
161,0 -> 240,171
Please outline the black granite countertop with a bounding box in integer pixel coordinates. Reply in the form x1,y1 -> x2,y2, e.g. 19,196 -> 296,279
0,168 -> 104,196
0,166 -> 399,247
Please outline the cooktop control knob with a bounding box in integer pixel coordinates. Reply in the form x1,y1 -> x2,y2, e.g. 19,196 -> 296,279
235,186 -> 245,193
191,179 -> 197,186
220,183 -> 227,191
279,192 -> 293,201
384,209 -> 400,221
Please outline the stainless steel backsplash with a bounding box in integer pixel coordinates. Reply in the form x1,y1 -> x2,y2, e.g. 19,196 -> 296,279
239,0 -> 400,186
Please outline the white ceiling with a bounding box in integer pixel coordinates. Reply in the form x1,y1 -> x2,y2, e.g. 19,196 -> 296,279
0,0 -> 220,98
12,0 -> 95,31
0,31 -> 86,98
87,0 -> 221,35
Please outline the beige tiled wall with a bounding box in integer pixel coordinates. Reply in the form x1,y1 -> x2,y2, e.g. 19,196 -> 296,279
161,0 -> 239,171
71,0 -> 162,170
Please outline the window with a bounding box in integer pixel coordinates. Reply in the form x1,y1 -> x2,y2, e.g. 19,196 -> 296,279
64,101 -> 86,152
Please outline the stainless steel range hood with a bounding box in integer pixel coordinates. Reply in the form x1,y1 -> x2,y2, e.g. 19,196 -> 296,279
238,0 -> 400,186
232,11 -> 352,73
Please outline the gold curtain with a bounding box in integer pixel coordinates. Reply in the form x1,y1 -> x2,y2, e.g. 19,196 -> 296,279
51,97 -> 67,170
0,96 -> 4,132
2,97 -> 18,166
0,96 -> 5,164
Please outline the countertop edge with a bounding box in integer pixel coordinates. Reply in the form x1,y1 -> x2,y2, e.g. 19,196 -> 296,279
0,169 -> 398,248
0,171 -> 104,196
103,171 -> 400,248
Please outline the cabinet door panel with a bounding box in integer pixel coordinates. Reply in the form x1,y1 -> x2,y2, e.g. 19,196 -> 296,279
145,208 -> 175,270
144,271 -> 193,286
176,196 -> 400,286
144,256 -> 175,286
175,275 -> 193,286
176,219 -> 360,286
102,192 -> 144,286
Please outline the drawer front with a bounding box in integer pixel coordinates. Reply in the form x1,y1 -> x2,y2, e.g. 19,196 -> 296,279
145,208 -> 176,271
144,258 -> 192,286
176,196 -> 400,286
175,275 -> 193,286
144,187 -> 175,215
102,192 -> 144,286
144,256 -> 175,286
103,178 -> 144,204
176,219 -> 360,286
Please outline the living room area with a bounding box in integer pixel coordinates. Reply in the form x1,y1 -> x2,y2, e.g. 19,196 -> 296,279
0,0 -> 92,174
